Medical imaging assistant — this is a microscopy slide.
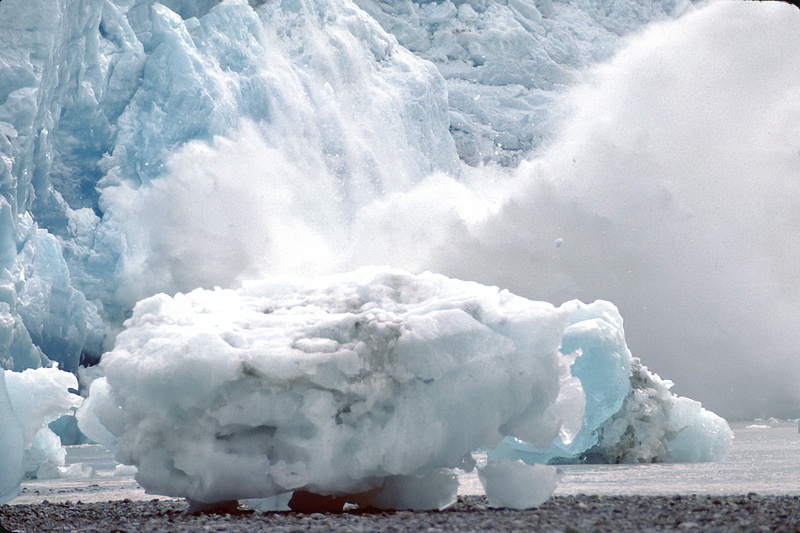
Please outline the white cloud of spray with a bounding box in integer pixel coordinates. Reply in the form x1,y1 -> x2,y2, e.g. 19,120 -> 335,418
429,0 -> 800,419
104,0 -> 800,419
102,121 -> 345,305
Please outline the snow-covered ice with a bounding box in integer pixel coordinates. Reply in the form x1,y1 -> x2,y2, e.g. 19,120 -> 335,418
0,366 -> 82,503
78,268 -> 577,507
78,268 -> 729,507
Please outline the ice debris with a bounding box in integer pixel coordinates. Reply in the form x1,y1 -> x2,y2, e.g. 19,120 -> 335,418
79,268 -> 730,509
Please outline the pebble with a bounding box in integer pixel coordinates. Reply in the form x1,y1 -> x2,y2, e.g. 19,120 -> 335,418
2,494 -> 800,532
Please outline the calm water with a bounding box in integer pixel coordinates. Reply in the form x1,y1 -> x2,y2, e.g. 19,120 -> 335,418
10,420 -> 800,505
459,420 -> 800,496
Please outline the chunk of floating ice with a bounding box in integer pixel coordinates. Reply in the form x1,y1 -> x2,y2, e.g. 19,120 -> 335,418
77,267 -> 730,509
36,462 -> 96,480
78,267 -> 576,508
478,460 -> 560,510
113,464 -> 138,477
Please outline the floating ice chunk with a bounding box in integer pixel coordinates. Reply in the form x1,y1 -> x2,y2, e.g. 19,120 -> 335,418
491,301 -> 732,464
478,460 -> 560,510
354,469 -> 459,511
35,461 -> 96,481
4,367 -> 82,444
113,464 -> 138,477
22,427 -> 66,477
0,366 -> 82,502
79,267 -> 575,507
582,361 -> 733,464
0,372 -> 24,503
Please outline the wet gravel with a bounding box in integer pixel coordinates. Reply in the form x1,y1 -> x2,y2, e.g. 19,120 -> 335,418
2,494 -> 800,532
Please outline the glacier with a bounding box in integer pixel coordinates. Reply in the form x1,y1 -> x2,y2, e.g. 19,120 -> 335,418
1,0 -> 798,508
77,268 -> 581,508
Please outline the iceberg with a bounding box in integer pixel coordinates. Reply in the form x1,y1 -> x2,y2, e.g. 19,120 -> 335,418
0,372 -> 24,503
78,268 -> 580,508
78,267 -> 729,508
0,366 -> 82,503
491,301 -> 733,465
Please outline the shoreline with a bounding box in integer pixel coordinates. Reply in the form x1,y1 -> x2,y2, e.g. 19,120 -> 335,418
3,494 -> 800,532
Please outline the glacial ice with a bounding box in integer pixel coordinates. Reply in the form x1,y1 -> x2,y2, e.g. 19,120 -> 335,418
78,268 -> 578,506
478,460 -> 560,510
491,300 -> 733,465
355,0 -> 691,165
0,372 -> 24,503
0,366 -> 82,503
0,0 -> 693,379
78,268 -> 730,507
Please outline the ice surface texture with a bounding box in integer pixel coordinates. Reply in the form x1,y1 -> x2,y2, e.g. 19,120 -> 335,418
79,268 -> 730,507
0,0 -> 459,372
0,366 -> 81,503
491,301 -> 733,465
355,0 -> 690,165
0,0 -> 684,376
79,268 -> 577,507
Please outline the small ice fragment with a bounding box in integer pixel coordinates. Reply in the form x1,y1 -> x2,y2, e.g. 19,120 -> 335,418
477,460 -> 560,510
114,464 -> 138,477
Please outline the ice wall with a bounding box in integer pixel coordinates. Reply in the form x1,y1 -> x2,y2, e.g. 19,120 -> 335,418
0,0 -> 461,371
355,0 -> 690,165
0,0 -> 690,378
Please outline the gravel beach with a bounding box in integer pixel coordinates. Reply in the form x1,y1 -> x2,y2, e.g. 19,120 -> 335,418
3,494 -> 800,532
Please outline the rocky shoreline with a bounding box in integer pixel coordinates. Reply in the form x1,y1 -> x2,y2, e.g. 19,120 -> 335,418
2,494 -> 800,532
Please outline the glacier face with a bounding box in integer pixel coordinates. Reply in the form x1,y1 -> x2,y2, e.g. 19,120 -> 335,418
354,0 -> 690,165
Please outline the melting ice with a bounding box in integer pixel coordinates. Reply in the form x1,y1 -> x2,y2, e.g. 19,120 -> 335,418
76,268 -> 730,508
1,0 -> 798,507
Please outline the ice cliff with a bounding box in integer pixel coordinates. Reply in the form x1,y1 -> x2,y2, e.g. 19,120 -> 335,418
0,0 -> 692,377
